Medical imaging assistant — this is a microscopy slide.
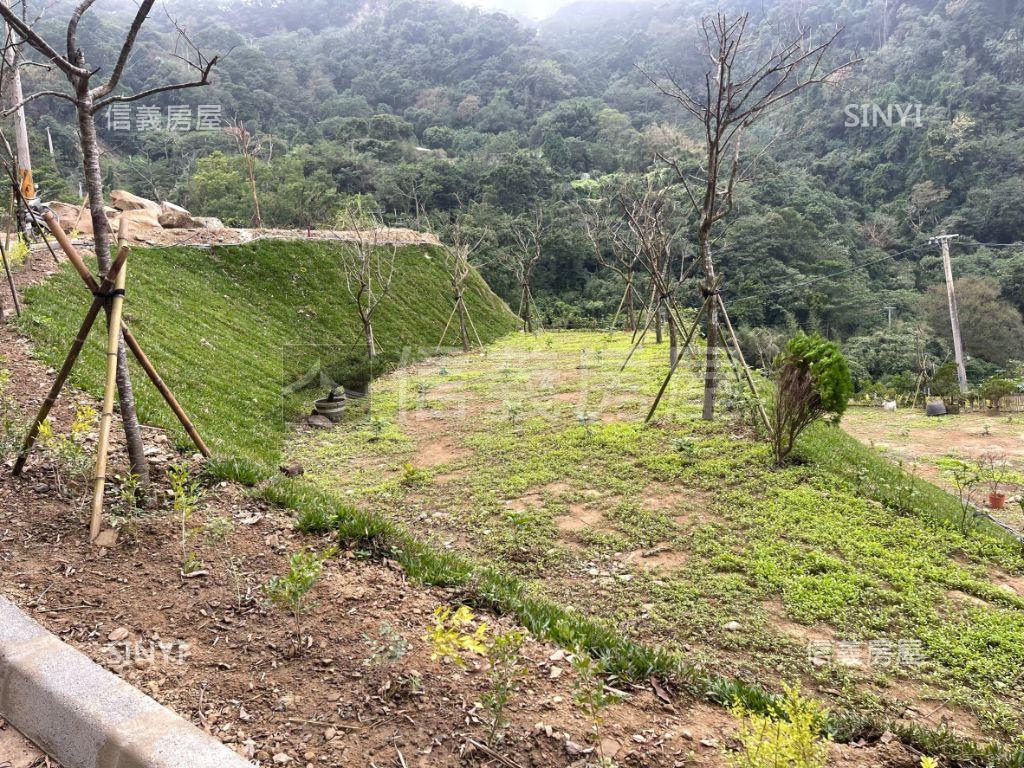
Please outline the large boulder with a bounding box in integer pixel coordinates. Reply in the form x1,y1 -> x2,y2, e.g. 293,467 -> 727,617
45,201 -> 91,234
158,201 -> 195,229
116,207 -> 162,231
192,216 -> 226,230
44,201 -> 121,236
110,189 -> 162,216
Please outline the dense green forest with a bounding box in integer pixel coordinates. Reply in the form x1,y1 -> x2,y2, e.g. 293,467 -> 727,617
16,0 -> 1024,392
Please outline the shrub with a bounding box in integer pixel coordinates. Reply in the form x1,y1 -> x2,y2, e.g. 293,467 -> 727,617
265,548 -> 328,651
727,684 -> 830,768
978,377 -> 1018,405
768,333 -> 852,465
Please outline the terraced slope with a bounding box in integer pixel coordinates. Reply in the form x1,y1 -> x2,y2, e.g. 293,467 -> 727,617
20,239 -> 516,465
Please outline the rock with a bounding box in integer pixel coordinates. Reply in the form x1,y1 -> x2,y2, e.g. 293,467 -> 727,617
323,728 -> 336,741
193,216 -> 226,229
279,463 -> 305,477
548,649 -> 566,662
158,201 -> 195,229
94,529 -> 119,548
548,666 -> 563,680
110,189 -> 162,214
564,741 -> 591,756
45,201 -> 92,234
32,483 -> 50,493
107,627 -> 130,642
722,620 -> 741,632
599,738 -> 622,757
308,414 -> 333,429
272,753 -> 292,764
118,207 -> 162,230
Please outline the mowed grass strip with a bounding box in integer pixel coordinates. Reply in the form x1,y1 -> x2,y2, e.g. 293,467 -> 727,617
19,239 -> 516,465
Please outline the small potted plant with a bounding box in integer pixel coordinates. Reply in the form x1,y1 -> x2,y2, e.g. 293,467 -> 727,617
980,453 -> 1011,510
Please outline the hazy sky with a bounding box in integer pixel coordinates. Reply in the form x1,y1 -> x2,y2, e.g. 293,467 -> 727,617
454,0 -> 587,21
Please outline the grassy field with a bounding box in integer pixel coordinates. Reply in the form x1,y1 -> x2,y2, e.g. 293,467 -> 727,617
285,331 -> 1024,748
19,239 -> 516,465
18,254 -> 1024,759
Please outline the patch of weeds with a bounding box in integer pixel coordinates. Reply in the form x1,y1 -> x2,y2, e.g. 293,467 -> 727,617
294,503 -> 339,533
202,515 -> 234,543
203,456 -> 269,486
108,472 -> 143,540
363,621 -> 409,665
0,364 -> 24,459
37,405 -> 96,497
400,461 -> 428,487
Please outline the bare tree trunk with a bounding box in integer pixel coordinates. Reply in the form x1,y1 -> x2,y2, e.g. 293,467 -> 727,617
699,233 -> 718,421
667,308 -> 679,368
625,280 -> 636,333
520,283 -> 533,333
456,297 -> 470,352
245,154 -> 262,228
77,94 -> 150,491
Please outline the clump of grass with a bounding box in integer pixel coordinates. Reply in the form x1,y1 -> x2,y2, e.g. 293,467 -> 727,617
203,456 -> 269,486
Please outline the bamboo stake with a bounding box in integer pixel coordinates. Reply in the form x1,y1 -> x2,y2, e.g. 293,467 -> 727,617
0,235 -> 18,317
644,292 -> 714,422
435,303 -> 458,353
12,249 -> 129,475
716,293 -> 770,432
39,209 -> 211,457
90,238 -> 128,541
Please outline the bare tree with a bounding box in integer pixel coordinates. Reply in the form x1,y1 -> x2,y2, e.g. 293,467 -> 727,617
437,209 -> 488,352
337,208 -> 397,395
0,0 -> 218,491
581,200 -> 640,334
641,12 -> 852,420
225,120 -> 264,228
504,207 -> 547,333
614,181 -> 690,366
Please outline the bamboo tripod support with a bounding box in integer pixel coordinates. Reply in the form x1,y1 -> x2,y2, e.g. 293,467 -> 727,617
11,248 -> 129,475
90,232 -> 128,540
37,209 -> 210,458
642,291 -> 771,432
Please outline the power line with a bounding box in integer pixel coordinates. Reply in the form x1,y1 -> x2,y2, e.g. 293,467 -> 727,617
727,242 -> 932,306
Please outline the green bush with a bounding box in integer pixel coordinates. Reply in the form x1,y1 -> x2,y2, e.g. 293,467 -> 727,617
769,333 -> 853,465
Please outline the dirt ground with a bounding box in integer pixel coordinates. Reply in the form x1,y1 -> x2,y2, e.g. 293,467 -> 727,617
842,406 -> 1024,534
0,263 -> 916,767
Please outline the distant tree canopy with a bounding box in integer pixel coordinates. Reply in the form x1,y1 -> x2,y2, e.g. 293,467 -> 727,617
19,0 -> 1024,388
920,277 -> 1024,366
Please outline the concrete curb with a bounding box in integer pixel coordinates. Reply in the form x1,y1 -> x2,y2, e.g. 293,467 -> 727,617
0,596 -> 251,768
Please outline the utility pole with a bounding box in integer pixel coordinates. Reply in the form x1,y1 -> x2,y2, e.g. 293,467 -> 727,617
929,233 -> 968,395
884,306 -> 895,328
1,0 -> 38,235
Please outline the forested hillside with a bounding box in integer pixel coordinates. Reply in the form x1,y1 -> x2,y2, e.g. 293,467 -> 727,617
18,0 -> 1024,389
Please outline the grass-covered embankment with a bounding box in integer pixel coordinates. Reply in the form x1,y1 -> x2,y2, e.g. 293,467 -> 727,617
19,239 -> 516,465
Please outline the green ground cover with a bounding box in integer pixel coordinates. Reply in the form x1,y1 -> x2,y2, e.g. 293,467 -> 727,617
286,331 -> 1024,748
